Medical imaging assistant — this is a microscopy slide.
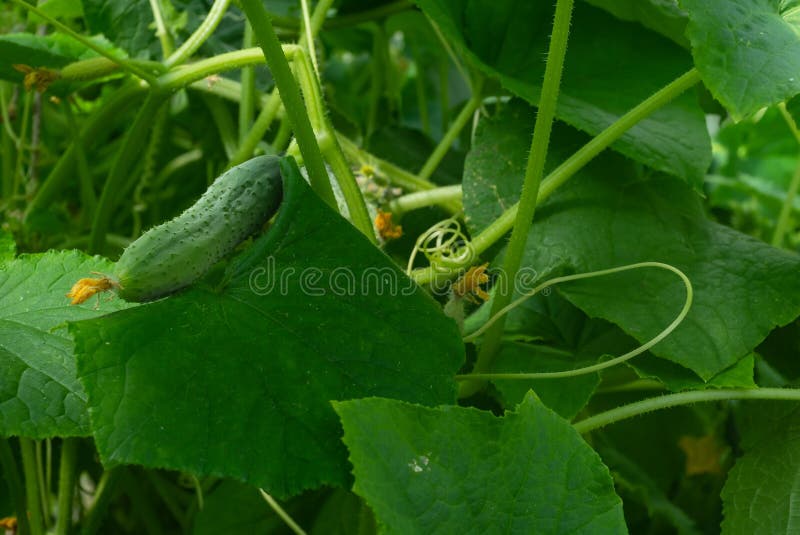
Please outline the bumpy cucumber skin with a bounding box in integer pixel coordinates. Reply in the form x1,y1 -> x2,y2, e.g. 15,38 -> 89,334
114,155 -> 283,302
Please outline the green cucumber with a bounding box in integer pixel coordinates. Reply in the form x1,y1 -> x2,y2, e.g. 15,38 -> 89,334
113,155 -> 284,302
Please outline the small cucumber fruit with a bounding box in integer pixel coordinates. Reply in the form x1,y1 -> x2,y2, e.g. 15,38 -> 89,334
113,155 -> 283,302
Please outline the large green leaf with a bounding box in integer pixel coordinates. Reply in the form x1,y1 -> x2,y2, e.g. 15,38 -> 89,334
0,251 -> 131,438
82,0 -> 158,59
464,101 -> 800,380
680,0 -> 800,118
334,392 -> 627,534
414,0 -> 710,186
722,401 -> 800,534
72,160 -> 464,498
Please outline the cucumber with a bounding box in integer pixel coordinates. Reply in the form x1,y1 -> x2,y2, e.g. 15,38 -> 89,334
113,155 -> 283,302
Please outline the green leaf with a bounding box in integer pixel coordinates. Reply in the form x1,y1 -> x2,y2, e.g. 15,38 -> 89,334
493,342 -> 600,420
334,393 -> 627,534
311,489 -> 376,535
722,401 -> 800,534
584,0 -> 689,47
72,162 -> 464,498
0,32 -> 109,85
414,0 -> 710,186
82,0 -> 158,59
631,354 -> 756,392
0,251 -> 132,438
680,0 -> 800,118
464,101 -> 800,380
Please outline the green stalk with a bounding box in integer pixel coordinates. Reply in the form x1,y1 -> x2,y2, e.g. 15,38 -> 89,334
81,469 -> 120,535
259,490 -> 307,535
54,439 -> 78,535
9,0 -> 158,85
202,94 -> 238,160
26,81 -> 146,217
410,68 -> 702,286
773,102 -> 800,248
239,0 -> 337,207
34,441 -> 49,531
417,86 -> 483,182
230,88 -> 282,166
19,438 -> 45,535
12,91 -> 32,201
165,0 -> 231,67
160,46 -> 299,90
0,438 -> 30,535
293,50 -> 376,242
573,387 -> 800,434
388,185 -> 463,215
239,23 -> 256,144
148,0 -> 175,58
463,0 -> 575,397
89,91 -> 168,253
337,135 -> 440,192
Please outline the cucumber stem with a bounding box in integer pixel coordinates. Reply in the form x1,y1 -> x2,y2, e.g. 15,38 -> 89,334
462,0 -> 575,397
240,0 -> 337,209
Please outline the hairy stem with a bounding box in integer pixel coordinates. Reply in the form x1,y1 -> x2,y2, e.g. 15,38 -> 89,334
389,185 -> 463,215
463,0 -> 575,397
417,86 -> 482,182
574,388 -> 800,434
165,0 -> 231,67
240,0 -> 337,207
19,438 -> 45,535
54,439 -> 78,535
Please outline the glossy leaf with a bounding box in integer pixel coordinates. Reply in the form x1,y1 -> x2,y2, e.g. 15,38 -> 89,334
414,0 -> 710,186
335,393 -> 626,534
0,251 -> 131,438
72,161 -> 464,498
585,0 -> 689,47
681,0 -> 800,118
82,0 -> 158,59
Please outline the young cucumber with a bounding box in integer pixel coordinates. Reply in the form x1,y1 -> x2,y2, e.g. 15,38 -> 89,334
113,155 -> 283,302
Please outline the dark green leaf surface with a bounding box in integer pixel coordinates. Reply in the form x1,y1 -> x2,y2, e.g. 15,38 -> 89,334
464,101 -> 800,380
681,0 -> 800,118
82,0 -> 157,58
584,0 -> 689,47
722,401 -> 800,534
334,393 -> 627,534
0,251 -> 131,438
414,0 -> 710,186
72,163 -> 464,498
0,232 -> 14,264
192,480 -> 285,534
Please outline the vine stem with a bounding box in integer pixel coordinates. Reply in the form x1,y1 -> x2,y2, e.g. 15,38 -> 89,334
239,22 -> 256,145
0,438 -> 30,535
89,91 -> 168,253
773,102 -> 800,247
148,0 -> 174,58
417,85 -> 483,183
54,439 -> 78,535
410,68 -> 703,286
8,0 -> 158,85
240,0 -> 337,208
573,388 -> 800,434
464,0 -> 575,398
389,185 -> 463,215
19,438 -> 45,535
292,50 -> 376,242
259,489 -> 307,535
457,262 -> 691,381
165,0 -> 231,67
